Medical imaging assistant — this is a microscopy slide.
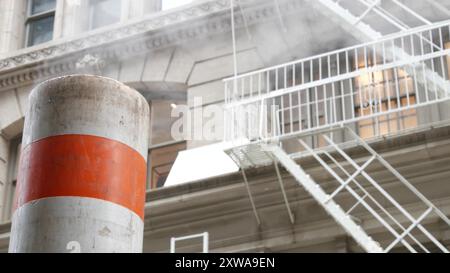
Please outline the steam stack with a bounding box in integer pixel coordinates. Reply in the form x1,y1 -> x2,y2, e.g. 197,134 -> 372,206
9,75 -> 149,253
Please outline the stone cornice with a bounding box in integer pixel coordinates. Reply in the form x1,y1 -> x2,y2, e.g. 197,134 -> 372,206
0,0 -> 228,71
0,0 -> 304,90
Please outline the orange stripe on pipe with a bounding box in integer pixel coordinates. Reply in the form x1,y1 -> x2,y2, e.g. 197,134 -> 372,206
14,135 -> 146,219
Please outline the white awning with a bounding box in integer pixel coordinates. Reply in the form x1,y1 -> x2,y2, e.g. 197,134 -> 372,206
165,139 -> 249,187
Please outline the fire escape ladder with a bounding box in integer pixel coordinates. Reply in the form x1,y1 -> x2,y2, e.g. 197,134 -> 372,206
309,0 -> 450,96
265,143 -> 383,253
261,127 -> 450,253
308,0 -> 383,42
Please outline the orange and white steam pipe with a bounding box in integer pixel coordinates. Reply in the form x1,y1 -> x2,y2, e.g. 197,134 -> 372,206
8,75 -> 149,253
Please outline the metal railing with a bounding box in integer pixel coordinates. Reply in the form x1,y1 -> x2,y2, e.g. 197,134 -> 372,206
224,21 -> 450,142
266,127 -> 450,253
323,0 -> 449,35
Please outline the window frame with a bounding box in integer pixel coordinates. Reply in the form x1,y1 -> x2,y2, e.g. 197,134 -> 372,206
88,0 -> 123,31
147,140 -> 186,190
162,0 -> 192,11
24,0 -> 56,47
1,136 -> 21,223
353,55 -> 418,139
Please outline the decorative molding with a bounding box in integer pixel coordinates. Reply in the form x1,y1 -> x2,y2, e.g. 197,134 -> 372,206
0,0 -> 304,90
0,0 -> 227,69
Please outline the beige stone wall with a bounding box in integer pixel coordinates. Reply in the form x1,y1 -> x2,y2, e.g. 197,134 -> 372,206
0,0 -> 26,56
0,85 -> 30,139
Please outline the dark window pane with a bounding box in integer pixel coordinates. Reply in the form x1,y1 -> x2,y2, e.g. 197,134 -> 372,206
89,0 -> 122,30
30,0 -> 56,15
27,16 -> 54,46
156,175 -> 168,188
149,142 -> 186,189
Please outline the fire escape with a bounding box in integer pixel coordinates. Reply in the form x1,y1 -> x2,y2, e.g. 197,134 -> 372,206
224,0 -> 450,252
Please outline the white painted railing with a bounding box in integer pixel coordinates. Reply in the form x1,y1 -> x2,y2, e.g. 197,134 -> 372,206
320,0 -> 437,35
224,21 -> 450,142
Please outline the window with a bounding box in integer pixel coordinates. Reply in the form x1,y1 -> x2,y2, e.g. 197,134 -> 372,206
89,0 -> 122,30
148,99 -> 186,189
162,0 -> 192,10
354,61 -> 417,139
25,0 -> 56,47
357,97 -> 417,139
148,142 -> 186,189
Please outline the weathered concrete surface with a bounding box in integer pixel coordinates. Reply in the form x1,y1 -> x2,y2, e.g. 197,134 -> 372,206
9,197 -> 144,253
22,75 -> 149,157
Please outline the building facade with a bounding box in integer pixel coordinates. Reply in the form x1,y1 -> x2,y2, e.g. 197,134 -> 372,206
0,0 -> 450,252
